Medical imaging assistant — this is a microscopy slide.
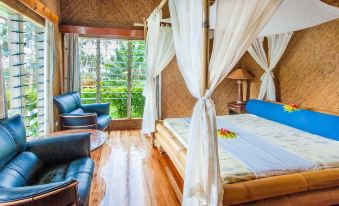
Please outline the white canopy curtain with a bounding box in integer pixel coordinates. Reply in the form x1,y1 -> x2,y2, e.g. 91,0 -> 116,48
142,9 -> 175,134
43,21 -> 55,133
248,32 -> 293,101
0,45 -> 6,119
64,33 -> 81,93
169,0 -> 283,205
258,0 -> 339,37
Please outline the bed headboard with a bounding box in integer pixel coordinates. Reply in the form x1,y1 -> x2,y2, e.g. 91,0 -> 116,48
246,99 -> 339,140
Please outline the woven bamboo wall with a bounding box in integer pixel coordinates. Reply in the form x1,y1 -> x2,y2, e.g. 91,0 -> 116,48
161,58 -> 238,118
240,1 -> 339,115
60,0 -> 170,29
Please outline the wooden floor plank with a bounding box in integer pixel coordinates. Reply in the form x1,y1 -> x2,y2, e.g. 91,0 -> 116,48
90,130 -> 180,206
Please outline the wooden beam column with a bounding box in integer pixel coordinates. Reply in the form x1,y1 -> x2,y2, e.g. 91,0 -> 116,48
200,0 -> 210,96
18,0 -> 59,24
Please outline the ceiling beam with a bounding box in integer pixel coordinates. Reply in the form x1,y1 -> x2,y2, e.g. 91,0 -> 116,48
18,0 -> 59,24
59,25 -> 145,40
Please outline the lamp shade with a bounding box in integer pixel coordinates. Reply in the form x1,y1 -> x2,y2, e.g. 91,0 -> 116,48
227,68 -> 254,80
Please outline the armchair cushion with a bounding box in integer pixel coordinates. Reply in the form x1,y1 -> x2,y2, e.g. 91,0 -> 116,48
26,133 -> 91,167
53,92 -> 81,114
65,158 -> 94,205
70,108 -> 85,115
82,103 -> 110,116
0,152 -> 42,188
36,158 -> 94,206
38,163 -> 69,184
0,115 -> 26,154
0,124 -> 17,170
97,114 -> 112,131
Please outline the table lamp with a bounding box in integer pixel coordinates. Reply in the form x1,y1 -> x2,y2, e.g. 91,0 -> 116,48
227,68 -> 254,104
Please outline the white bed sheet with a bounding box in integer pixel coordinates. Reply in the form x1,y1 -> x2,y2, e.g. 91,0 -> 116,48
162,114 -> 339,183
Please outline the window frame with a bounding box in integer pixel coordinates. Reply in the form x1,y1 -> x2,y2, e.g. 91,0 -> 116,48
0,5 -> 46,139
79,37 -> 146,119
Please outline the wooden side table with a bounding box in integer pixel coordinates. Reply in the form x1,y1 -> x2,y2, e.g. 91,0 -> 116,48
227,102 -> 247,114
47,129 -> 107,151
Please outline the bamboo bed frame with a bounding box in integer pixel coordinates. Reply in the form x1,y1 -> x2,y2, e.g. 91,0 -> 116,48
153,121 -> 339,206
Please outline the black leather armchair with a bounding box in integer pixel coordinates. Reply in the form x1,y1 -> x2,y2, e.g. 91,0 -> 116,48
0,115 -> 94,206
53,92 -> 112,132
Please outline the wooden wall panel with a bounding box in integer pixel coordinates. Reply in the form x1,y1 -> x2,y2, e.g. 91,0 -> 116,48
240,12 -> 339,115
60,0 -> 170,29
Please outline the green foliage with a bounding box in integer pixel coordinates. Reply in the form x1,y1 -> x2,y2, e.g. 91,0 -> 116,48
81,87 -> 145,119
131,87 -> 145,118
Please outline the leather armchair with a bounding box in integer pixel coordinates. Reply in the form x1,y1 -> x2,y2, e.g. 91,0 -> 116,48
53,92 -> 112,132
0,115 -> 94,206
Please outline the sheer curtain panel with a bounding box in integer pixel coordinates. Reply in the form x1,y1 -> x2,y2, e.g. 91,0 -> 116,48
0,45 -> 6,119
142,9 -> 175,134
169,0 -> 283,205
248,32 -> 293,101
44,21 -> 56,133
64,33 -> 80,93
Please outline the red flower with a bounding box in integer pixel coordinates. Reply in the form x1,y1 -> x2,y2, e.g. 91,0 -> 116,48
289,103 -> 298,108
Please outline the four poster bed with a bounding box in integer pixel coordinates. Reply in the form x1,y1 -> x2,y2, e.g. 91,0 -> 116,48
153,100 -> 339,205
140,0 -> 339,205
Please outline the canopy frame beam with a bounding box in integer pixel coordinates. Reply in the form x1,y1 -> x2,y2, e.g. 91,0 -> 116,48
200,0 -> 210,96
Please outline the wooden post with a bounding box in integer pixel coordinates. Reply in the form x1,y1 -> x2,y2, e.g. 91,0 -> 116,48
157,0 -> 168,10
200,0 -> 210,96
143,18 -> 147,41
18,0 -> 59,24
127,41 -> 132,118
96,39 -> 101,103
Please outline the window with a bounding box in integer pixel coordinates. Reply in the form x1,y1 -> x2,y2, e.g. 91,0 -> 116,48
0,6 -> 46,139
79,38 -> 146,119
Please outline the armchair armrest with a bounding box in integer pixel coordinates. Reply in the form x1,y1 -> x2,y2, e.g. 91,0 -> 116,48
0,180 -> 79,206
60,113 -> 98,130
82,103 -> 110,116
26,133 -> 91,166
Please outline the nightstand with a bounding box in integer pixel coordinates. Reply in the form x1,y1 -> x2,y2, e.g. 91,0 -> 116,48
227,102 -> 247,114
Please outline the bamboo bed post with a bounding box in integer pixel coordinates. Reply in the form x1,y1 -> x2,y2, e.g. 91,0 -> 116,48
143,18 -> 147,41
157,0 -> 168,10
200,0 -> 210,96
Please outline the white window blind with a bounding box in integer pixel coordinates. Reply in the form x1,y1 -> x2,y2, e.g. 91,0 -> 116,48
0,6 -> 46,139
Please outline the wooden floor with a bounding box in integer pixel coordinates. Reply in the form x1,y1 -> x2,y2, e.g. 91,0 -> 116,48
89,130 -> 181,206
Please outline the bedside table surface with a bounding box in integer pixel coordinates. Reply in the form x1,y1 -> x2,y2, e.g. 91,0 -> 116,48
227,102 -> 247,114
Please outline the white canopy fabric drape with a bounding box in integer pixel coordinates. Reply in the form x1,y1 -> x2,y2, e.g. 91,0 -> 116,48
64,33 -> 80,93
44,21 -> 55,133
259,0 -> 339,37
169,0 -> 283,205
0,45 -> 6,119
248,32 -> 293,101
142,10 -> 175,134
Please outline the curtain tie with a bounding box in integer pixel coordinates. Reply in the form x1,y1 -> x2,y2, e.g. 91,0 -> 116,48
260,71 -> 274,81
197,89 -> 215,109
